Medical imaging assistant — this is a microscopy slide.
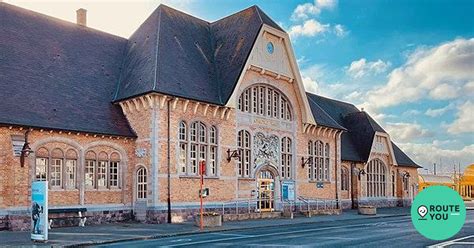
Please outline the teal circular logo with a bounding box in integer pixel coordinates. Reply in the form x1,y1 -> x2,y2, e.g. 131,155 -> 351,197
411,186 -> 466,240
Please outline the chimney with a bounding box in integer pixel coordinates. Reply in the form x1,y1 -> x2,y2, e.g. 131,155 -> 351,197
76,8 -> 87,26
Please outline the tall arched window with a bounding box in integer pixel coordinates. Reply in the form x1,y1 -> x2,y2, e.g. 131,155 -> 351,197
136,167 -> 147,200
281,137 -> 292,179
97,152 -> 108,188
238,85 -> 292,121
341,167 -> 349,191
209,126 -> 218,176
237,130 -> 251,177
181,120 -> 219,176
392,171 -> 396,197
179,121 -> 187,174
366,159 -> 386,197
85,151 -> 96,189
308,140 -> 330,181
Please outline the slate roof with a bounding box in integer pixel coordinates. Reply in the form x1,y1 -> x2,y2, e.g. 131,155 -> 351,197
0,2 -> 135,137
306,93 -> 420,168
0,3 -> 418,168
114,5 -> 284,104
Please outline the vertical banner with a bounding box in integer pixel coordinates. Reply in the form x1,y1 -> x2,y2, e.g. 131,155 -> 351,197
282,181 -> 295,201
31,181 -> 48,241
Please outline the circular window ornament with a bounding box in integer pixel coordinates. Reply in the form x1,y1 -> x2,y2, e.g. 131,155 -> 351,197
266,42 -> 274,54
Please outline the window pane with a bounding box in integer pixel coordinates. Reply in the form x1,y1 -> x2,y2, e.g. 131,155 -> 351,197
50,159 -> 62,187
35,158 -> 48,181
97,161 -> 107,188
109,161 -> 119,187
65,159 -> 76,189
85,160 -> 95,188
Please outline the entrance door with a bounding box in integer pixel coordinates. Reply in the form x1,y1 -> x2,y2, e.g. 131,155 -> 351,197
257,170 -> 274,212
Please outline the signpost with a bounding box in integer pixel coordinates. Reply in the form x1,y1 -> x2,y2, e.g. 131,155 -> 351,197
31,181 -> 48,241
199,160 -> 206,230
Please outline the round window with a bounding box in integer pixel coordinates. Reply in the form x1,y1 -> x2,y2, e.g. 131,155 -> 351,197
266,42 -> 274,54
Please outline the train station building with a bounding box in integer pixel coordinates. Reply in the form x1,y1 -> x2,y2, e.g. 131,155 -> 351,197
0,2 -> 420,230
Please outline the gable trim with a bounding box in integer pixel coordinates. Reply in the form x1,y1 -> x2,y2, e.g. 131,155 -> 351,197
225,24 -> 316,126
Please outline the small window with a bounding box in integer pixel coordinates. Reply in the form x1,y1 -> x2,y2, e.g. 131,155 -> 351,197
35,157 -> 48,181
137,167 -> 147,200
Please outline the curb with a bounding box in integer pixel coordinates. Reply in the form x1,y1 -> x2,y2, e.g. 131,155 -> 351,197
65,213 -> 410,247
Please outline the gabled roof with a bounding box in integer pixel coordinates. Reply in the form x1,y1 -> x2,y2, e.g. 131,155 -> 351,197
114,5 -> 284,104
0,3 -> 135,137
306,93 -> 420,168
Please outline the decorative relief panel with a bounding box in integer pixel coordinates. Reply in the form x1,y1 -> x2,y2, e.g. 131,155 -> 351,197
253,132 -> 279,169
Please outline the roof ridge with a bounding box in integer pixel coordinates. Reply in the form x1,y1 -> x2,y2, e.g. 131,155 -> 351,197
210,5 -> 257,25
159,4 -> 210,25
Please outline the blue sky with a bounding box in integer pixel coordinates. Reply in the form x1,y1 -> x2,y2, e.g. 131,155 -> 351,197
6,0 -> 474,173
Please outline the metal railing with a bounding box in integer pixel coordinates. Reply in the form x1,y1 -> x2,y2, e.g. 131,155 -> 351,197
220,197 -> 276,215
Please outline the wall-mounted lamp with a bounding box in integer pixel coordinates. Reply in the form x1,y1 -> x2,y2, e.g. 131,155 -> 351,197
20,129 -> 34,167
301,157 -> 312,168
226,148 -> 241,162
358,168 -> 366,180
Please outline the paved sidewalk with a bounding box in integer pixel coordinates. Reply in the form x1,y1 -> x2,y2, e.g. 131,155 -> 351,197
0,207 -> 411,247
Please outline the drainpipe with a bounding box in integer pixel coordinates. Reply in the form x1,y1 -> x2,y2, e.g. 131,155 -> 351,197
335,131 -> 339,209
167,99 -> 172,223
350,162 -> 355,209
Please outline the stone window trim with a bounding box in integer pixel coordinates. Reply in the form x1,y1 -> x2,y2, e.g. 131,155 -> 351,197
34,147 -> 80,191
237,84 -> 293,121
307,140 -> 331,182
365,159 -> 387,198
178,120 -> 219,178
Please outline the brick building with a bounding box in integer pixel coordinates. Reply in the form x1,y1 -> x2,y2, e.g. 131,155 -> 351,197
0,2 -> 420,230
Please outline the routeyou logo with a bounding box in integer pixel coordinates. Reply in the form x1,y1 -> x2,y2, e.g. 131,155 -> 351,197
411,186 -> 466,240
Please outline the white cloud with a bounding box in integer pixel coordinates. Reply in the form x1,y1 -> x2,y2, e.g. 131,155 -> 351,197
289,19 -> 330,39
402,109 -> 422,117
399,142 -> 474,173
385,122 -> 433,142
363,38 -> 474,109
302,76 -> 319,94
291,0 -> 337,20
334,24 -> 348,37
447,100 -> 474,134
425,103 -> 455,117
347,58 -> 391,78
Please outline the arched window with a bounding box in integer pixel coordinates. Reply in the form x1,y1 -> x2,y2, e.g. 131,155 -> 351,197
209,126 -> 218,176
181,121 -> 219,176
35,147 -> 49,181
84,149 -> 121,190
85,151 -> 96,189
341,167 -> 349,191
179,121 -> 187,174
50,148 -> 64,188
97,152 -> 108,188
110,152 -> 121,188
136,167 -> 147,200
392,171 -> 396,197
281,137 -> 292,179
366,159 -> 386,197
238,85 -> 292,121
307,140 -> 330,181
237,130 -> 251,177
65,149 -> 78,189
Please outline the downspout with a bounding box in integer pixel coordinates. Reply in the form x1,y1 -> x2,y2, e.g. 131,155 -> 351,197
335,130 -> 339,209
167,99 -> 172,223
350,162 -> 355,209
